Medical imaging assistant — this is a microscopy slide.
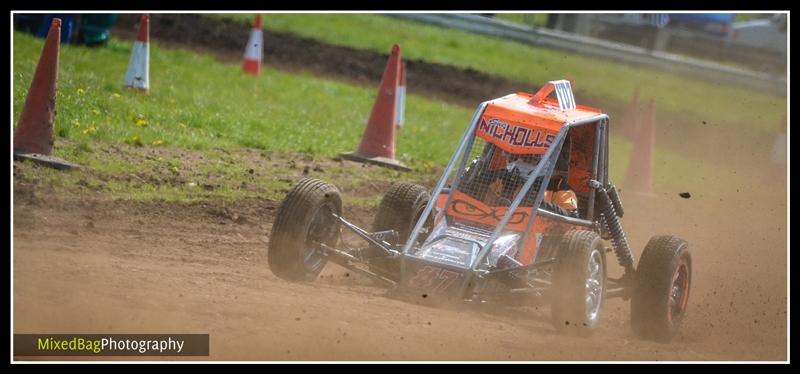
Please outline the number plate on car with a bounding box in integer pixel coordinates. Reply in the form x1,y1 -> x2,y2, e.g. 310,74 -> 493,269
402,259 -> 470,300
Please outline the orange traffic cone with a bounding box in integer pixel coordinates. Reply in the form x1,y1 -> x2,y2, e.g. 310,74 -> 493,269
340,44 -> 409,171
123,14 -> 150,92
242,14 -> 263,76
623,99 -> 656,195
13,18 -> 79,170
619,87 -> 641,140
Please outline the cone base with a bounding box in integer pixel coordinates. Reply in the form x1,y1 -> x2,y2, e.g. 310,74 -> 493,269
339,151 -> 410,172
14,152 -> 81,170
242,59 -> 261,76
123,86 -> 150,94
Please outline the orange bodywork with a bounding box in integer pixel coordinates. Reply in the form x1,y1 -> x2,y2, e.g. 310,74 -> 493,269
435,191 -> 583,265
566,123 -> 596,194
432,90 -> 603,264
477,92 -> 602,155
436,191 -> 533,232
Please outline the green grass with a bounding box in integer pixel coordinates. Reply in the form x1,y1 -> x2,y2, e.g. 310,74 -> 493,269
13,31 -> 755,204
16,140 -> 426,206
13,31 -> 471,169
215,13 -> 785,133
735,13 -> 767,22
494,13 -> 549,27
607,136 -> 745,197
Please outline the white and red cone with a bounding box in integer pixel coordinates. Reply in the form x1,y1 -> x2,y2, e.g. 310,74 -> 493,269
242,14 -> 263,76
123,14 -> 150,92
395,62 -> 406,129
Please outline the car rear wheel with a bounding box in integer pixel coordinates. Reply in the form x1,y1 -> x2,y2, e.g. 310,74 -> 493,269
370,183 -> 431,280
631,235 -> 692,342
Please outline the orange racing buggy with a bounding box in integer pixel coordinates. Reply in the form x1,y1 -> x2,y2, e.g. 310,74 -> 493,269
267,81 -> 692,341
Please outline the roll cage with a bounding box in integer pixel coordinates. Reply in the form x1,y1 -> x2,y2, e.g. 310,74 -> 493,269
402,100 -> 609,272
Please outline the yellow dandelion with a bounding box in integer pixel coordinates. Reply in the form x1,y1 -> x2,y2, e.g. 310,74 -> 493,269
128,135 -> 142,146
135,118 -> 148,128
111,93 -> 121,98
152,140 -> 163,146
76,88 -> 85,94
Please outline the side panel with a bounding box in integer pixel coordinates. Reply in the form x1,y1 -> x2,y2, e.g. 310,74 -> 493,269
516,215 -> 588,265
567,122 -> 596,194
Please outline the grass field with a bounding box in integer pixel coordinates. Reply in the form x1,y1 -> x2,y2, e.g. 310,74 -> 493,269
13,31 -> 753,204
214,13 -> 786,133
13,32 -> 472,169
494,13 -> 549,27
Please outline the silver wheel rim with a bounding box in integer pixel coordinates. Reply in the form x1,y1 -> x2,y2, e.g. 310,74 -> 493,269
304,204 -> 336,272
668,262 -> 689,322
585,249 -> 604,323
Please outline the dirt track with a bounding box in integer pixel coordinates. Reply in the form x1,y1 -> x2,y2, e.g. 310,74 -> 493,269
13,161 -> 786,361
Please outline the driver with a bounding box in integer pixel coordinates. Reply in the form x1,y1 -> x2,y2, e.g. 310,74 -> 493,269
485,152 -> 537,205
486,150 -> 578,217
545,139 -> 579,217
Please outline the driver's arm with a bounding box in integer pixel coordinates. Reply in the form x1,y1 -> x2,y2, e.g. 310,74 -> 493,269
543,177 -> 579,217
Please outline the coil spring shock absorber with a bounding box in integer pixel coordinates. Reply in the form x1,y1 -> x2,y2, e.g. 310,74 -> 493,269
607,183 -> 624,218
592,181 -> 635,274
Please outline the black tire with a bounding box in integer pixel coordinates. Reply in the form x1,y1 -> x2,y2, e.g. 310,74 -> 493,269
372,183 -> 431,240
370,183 -> 431,279
268,178 -> 342,282
551,230 -> 607,336
631,235 -> 692,342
